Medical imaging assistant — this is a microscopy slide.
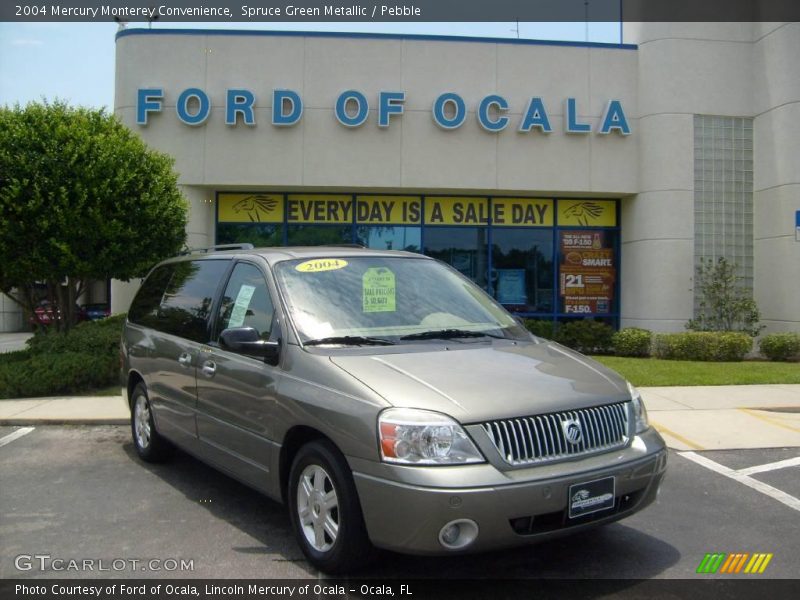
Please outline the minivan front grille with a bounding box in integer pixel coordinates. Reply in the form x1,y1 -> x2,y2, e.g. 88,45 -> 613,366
480,402 -> 630,466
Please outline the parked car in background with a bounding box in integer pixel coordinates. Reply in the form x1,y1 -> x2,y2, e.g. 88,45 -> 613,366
80,303 -> 111,321
122,245 -> 667,573
29,300 -> 58,326
30,300 -> 107,327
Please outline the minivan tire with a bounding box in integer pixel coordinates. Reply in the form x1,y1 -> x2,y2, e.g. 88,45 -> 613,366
288,440 -> 373,573
130,383 -> 173,463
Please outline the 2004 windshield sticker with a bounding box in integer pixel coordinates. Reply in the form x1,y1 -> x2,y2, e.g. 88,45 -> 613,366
363,267 -> 396,313
295,258 -> 349,273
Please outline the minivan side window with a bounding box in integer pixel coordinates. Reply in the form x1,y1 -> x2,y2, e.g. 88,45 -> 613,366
159,260 -> 230,343
215,262 -> 274,341
128,264 -> 175,329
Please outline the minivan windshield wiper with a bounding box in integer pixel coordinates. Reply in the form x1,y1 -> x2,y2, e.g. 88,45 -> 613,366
303,335 -> 396,347
399,328 -> 507,341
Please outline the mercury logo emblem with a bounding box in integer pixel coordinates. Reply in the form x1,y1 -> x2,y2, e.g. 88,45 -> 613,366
562,418 -> 583,445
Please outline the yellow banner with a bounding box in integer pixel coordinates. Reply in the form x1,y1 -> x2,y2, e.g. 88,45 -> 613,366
356,196 -> 422,225
218,193 -> 284,223
425,197 -> 490,226
491,198 -> 553,227
286,195 -> 353,224
558,199 -> 617,227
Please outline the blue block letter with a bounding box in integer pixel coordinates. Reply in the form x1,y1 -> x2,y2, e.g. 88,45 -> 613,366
335,90 -> 369,127
378,91 -> 405,127
478,95 -> 509,132
226,89 -> 256,126
565,97 -> 591,134
137,88 -> 163,125
176,88 -> 210,126
519,97 -> 552,133
599,100 -> 631,135
272,90 -> 303,126
433,93 -> 466,130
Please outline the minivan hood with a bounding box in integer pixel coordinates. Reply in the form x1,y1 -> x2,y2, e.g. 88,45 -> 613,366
329,341 -> 630,423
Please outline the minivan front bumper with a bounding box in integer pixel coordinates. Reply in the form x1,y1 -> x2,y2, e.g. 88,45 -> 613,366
352,428 -> 667,555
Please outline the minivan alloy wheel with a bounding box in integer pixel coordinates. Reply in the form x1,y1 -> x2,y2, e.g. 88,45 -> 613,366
134,395 -> 151,449
129,383 -> 172,463
296,464 -> 339,552
288,440 -> 373,573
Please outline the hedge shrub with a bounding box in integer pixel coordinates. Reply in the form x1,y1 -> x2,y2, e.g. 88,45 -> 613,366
0,315 -> 125,399
26,314 -> 126,356
759,333 -> 800,361
555,320 -> 615,355
0,352 -> 118,399
652,331 -> 752,362
523,319 -> 557,340
612,328 -> 652,357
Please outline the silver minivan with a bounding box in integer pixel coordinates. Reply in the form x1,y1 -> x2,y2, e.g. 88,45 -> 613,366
122,245 -> 667,573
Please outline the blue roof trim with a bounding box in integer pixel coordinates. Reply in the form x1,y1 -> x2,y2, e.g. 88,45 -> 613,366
115,28 -> 637,50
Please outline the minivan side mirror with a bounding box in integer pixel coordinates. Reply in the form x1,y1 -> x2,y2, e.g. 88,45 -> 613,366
219,327 -> 280,365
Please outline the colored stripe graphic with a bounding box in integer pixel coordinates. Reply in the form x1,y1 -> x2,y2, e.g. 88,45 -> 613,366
698,553 -> 773,574
696,553 -> 726,574
744,553 -> 774,574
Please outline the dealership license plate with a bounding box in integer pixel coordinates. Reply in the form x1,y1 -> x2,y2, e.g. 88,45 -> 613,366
568,476 -> 616,518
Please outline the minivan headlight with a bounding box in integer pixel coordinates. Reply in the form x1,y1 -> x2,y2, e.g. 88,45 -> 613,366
378,408 -> 485,465
628,382 -> 649,433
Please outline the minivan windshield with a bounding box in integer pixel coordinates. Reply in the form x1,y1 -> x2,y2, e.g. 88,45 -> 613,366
273,256 -> 531,345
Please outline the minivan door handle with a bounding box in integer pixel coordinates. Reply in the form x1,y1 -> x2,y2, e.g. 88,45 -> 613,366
177,352 -> 192,368
201,360 -> 216,378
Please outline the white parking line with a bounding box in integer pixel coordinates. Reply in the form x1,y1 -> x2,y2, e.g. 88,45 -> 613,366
736,456 -> 800,477
679,451 -> 800,513
0,426 -> 35,448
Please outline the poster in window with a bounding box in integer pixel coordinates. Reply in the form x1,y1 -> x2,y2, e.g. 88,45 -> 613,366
559,231 -> 616,315
496,269 -> 527,305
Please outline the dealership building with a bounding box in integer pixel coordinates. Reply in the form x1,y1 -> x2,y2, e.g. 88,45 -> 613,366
7,22 -> 797,333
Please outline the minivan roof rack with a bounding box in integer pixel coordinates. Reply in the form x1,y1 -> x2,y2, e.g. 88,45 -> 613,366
178,243 -> 254,256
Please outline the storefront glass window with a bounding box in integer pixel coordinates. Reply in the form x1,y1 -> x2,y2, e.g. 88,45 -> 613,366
491,229 -> 554,314
217,223 -> 283,247
424,227 -> 488,289
286,225 -> 354,246
357,226 -> 421,253
215,193 -> 620,325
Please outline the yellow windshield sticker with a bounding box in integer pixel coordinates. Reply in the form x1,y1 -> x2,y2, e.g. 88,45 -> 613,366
362,267 -> 396,313
295,258 -> 349,273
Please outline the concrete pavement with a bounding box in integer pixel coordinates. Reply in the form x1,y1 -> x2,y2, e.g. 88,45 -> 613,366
0,332 -> 33,354
642,385 -> 800,451
1,385 -> 799,450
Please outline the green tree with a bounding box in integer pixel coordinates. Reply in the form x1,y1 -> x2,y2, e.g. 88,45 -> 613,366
0,101 -> 188,331
687,257 -> 763,337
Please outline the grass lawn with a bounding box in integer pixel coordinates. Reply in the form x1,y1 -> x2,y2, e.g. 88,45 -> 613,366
592,356 -> 800,386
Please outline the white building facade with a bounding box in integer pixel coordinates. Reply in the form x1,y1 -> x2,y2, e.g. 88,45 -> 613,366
94,23 -> 799,333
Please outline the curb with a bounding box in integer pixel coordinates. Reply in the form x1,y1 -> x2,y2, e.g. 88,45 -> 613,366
0,419 -> 128,426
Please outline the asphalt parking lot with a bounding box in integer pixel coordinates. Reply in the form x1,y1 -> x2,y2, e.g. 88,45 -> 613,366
1,425 -> 798,580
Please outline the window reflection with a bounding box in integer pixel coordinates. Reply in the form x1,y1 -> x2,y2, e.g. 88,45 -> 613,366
491,229 -> 554,313
357,226 -> 421,253
424,228 -> 488,289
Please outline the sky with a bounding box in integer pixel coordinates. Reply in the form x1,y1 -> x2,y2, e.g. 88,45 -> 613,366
0,21 -> 621,111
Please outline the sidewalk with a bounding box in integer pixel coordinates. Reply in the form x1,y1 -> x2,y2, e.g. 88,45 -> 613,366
1,385 -> 799,451
0,332 -> 33,354
642,384 -> 800,451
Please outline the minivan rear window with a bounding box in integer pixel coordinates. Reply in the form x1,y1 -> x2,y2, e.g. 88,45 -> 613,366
128,264 -> 174,328
159,260 -> 230,342
128,259 -> 230,343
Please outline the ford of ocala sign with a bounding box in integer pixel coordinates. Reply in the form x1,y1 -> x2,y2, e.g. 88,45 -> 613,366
136,88 -> 632,135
